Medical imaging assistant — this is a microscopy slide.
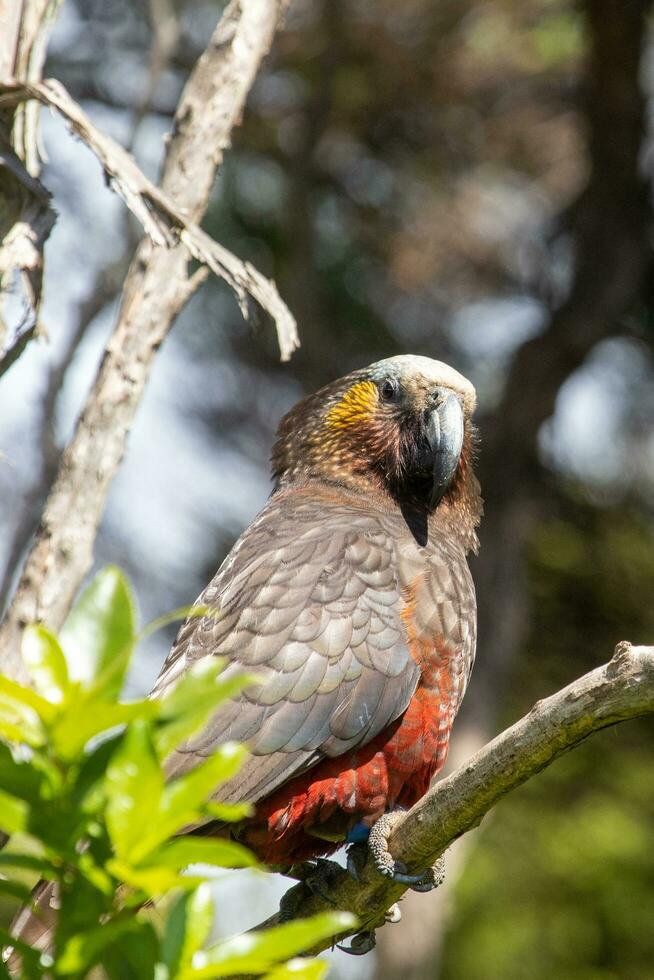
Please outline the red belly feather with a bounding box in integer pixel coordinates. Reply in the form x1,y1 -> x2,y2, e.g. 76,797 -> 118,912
239,686 -> 454,865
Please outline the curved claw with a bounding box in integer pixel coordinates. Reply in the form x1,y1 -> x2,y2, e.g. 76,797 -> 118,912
377,859 -> 434,889
346,843 -> 367,883
379,857 -> 445,892
410,856 -> 446,893
337,930 -> 376,955
410,877 -> 442,893
383,867 -> 428,886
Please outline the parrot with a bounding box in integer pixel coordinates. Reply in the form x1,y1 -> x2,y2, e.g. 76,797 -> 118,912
152,354 -> 482,902
10,354 -> 481,959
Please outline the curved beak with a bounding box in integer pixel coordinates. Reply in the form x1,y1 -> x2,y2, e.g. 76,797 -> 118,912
423,391 -> 464,509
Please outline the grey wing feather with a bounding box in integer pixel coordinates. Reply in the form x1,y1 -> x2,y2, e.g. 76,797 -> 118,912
153,489 -> 422,807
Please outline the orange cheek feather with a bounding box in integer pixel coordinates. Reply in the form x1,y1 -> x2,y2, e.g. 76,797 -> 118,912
325,381 -> 379,430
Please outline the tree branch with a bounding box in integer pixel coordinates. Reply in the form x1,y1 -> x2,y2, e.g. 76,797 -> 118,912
0,0 -> 61,362
251,642 -> 654,953
0,78 -> 298,359
0,0 -> 293,680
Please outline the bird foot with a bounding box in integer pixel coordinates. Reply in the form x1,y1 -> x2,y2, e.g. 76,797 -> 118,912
278,858 -> 342,920
368,810 -> 446,892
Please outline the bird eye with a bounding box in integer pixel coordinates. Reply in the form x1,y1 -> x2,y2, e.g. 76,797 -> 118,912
380,378 -> 401,402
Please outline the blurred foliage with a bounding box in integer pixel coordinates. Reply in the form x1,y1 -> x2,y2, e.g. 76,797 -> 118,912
441,501 -> 654,980
441,738 -> 654,980
0,567 -> 352,978
189,0 -> 590,422
525,502 -> 654,694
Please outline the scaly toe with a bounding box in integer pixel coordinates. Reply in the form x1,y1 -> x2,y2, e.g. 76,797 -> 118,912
337,930 -> 376,955
368,810 -> 406,879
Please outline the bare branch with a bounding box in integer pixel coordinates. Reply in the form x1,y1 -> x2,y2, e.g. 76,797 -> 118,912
0,0 -> 22,80
8,0 -> 64,175
0,0 -> 62,359
0,0 -> 293,680
0,79 -> 298,359
250,642 -> 654,953
0,135 -> 55,361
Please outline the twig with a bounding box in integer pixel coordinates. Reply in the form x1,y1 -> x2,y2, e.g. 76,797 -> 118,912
249,641 -> 654,953
0,135 -> 55,363
0,0 -> 23,80
0,0 -> 293,681
0,78 -> 298,359
0,0 -> 62,360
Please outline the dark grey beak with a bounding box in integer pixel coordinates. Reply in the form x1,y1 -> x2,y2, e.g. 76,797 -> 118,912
424,391 -> 464,509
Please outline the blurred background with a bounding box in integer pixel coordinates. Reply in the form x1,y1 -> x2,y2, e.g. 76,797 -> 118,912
2,0 -> 654,976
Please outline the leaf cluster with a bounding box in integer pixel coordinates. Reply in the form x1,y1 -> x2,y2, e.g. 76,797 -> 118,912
0,568 -> 352,978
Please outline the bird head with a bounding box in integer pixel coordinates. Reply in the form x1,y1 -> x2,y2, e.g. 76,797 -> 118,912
272,355 -> 481,547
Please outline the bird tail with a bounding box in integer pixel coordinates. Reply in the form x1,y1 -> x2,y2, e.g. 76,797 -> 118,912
5,879 -> 58,973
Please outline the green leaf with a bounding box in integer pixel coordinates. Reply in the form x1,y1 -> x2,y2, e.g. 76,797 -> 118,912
0,789 -> 28,835
0,878 -> 33,903
0,675 -> 56,720
162,744 -> 247,820
106,858 -> 205,897
188,913 -> 357,977
0,852 -> 57,876
100,920 -> 159,980
137,604 -> 210,644
21,625 -> 69,704
57,918 -> 156,975
128,743 -> 248,863
264,959 -> 329,980
204,802 -> 253,823
0,679 -> 49,744
143,836 -> 258,872
70,730 -> 124,812
59,566 -> 136,697
162,884 -> 214,975
105,721 -> 163,860
0,741 -> 45,804
77,851 -> 115,896
154,658 -> 258,759
51,695 -> 158,760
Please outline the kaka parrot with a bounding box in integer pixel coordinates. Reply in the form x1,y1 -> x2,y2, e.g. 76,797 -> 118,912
153,354 -> 481,877
10,355 -> 481,959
